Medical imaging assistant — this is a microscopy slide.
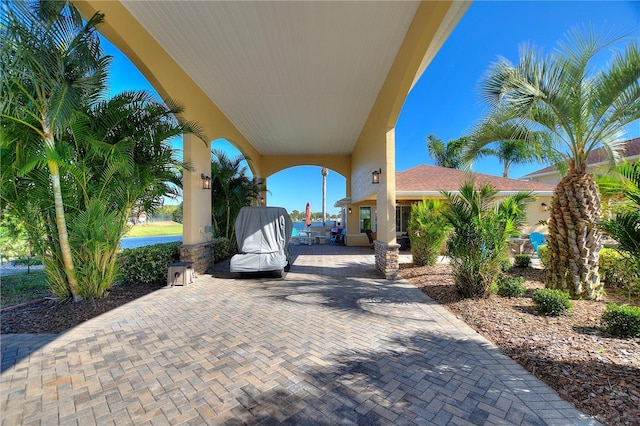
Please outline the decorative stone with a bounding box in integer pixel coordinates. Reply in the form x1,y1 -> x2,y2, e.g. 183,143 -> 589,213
374,241 -> 400,280
179,241 -> 215,274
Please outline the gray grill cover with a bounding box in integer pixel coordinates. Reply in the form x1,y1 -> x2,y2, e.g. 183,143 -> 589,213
230,206 -> 292,273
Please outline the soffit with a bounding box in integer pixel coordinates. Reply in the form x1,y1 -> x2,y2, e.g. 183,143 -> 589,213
120,1 -> 420,156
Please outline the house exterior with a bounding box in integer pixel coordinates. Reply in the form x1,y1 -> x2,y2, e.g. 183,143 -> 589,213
521,137 -> 640,185
338,164 -> 556,247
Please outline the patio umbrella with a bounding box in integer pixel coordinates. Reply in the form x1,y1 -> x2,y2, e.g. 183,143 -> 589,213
305,202 -> 312,228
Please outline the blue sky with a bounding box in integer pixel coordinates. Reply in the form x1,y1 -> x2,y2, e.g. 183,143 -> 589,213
102,1 -> 639,213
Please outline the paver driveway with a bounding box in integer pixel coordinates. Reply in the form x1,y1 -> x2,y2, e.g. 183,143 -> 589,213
1,245 -> 597,425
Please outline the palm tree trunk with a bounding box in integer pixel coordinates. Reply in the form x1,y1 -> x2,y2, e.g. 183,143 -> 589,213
546,170 -> 603,300
46,157 -> 81,302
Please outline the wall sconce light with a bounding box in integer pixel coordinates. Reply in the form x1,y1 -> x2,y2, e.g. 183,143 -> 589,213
201,173 -> 211,189
348,207 -> 352,214
371,168 -> 381,184
260,196 -> 265,205
541,202 -> 549,212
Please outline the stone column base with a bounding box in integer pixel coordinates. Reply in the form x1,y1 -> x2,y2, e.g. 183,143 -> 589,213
374,241 -> 400,280
179,242 -> 214,274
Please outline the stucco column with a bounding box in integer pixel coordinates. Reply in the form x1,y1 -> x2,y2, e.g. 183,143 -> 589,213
181,134 -> 214,273
377,128 -> 397,245
374,128 -> 400,279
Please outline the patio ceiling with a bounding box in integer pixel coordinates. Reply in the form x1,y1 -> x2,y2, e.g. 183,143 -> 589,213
114,1 -> 462,156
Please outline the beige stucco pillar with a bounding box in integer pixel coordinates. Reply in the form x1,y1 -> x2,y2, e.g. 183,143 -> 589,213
180,134 -> 214,272
377,128 -> 397,245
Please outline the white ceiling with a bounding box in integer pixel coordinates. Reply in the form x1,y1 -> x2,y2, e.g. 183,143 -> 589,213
121,1 -> 421,155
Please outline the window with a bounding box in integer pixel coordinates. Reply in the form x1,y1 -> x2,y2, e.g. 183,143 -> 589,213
395,205 -> 412,233
360,207 -> 372,233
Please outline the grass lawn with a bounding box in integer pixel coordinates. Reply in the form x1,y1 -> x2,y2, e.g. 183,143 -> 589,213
1,270 -> 51,309
125,221 -> 183,237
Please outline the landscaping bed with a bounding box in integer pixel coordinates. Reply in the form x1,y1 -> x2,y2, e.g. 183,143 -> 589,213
399,263 -> 640,426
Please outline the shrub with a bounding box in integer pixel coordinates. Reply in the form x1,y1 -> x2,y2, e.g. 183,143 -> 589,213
213,237 -> 233,263
499,257 -> 512,272
407,199 -> 451,267
538,245 -> 550,268
497,275 -> 527,298
13,256 -> 42,266
514,254 -> 531,268
119,242 -> 181,285
599,247 -> 640,297
602,303 -> 640,337
532,289 -> 572,316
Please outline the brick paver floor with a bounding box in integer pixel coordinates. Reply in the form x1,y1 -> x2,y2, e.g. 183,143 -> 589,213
1,245 -> 598,425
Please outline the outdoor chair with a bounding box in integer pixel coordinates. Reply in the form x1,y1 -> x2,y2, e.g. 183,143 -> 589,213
529,232 -> 545,256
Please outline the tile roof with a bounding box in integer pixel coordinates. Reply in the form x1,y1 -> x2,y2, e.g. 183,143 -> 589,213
522,137 -> 640,177
396,164 -> 556,193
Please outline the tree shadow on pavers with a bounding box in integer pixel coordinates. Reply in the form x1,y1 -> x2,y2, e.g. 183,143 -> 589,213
214,332 -> 567,425
1,334 -> 59,373
261,274 -> 440,320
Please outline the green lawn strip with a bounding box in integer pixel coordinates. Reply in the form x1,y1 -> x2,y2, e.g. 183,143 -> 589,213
1,271 -> 51,309
125,221 -> 183,237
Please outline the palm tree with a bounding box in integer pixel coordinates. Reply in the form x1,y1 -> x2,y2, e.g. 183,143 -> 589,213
321,167 -> 328,224
464,121 -> 551,177
473,27 -> 640,299
1,1 -> 109,301
426,135 -> 468,169
210,149 -> 262,242
441,181 -> 533,298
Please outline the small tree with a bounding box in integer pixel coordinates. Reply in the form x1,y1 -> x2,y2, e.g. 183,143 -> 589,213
441,181 -> 533,298
407,199 -> 450,266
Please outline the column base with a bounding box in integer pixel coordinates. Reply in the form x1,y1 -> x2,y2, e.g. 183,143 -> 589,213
179,242 -> 214,274
374,241 -> 400,280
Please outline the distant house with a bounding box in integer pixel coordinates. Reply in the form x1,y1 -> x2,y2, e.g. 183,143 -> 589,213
521,137 -> 640,185
338,164 -> 556,246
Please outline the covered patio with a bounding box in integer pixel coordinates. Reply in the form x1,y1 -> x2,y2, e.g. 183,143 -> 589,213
74,0 -> 470,278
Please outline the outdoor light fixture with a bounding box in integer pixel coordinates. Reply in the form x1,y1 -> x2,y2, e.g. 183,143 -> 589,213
348,207 -> 352,214
541,202 -> 549,211
371,168 -> 381,184
260,197 -> 265,205
201,173 -> 211,190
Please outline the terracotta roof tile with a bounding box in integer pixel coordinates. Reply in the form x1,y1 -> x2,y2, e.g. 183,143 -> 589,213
522,137 -> 640,177
396,164 -> 556,193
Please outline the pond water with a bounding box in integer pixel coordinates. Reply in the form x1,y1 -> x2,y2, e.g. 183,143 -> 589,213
120,235 -> 182,249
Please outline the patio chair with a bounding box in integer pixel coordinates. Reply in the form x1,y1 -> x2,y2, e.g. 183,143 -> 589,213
334,228 -> 346,245
529,232 -> 545,256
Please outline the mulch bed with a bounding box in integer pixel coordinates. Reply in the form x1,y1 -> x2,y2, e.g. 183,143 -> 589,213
0,282 -> 164,334
399,263 -> 640,426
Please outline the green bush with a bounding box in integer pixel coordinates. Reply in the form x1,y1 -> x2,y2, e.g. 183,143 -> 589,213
213,237 -> 233,263
599,248 -> 640,297
532,289 -> 572,316
499,257 -> 512,272
13,256 -> 42,266
601,303 -> 640,337
497,275 -> 527,298
514,254 -> 531,268
407,199 -> 451,267
538,245 -> 550,268
119,242 -> 181,285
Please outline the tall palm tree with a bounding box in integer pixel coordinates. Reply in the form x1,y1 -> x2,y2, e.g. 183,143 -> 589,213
473,27 -> 640,299
426,135 -> 468,169
1,1 -> 109,301
464,121 -> 551,177
321,167 -> 328,224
